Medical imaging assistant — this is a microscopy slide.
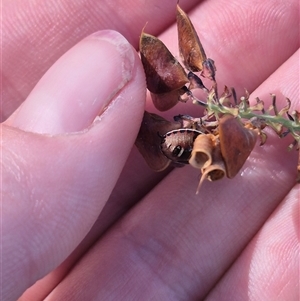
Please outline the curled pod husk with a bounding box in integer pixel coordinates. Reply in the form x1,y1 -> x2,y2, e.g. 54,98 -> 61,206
219,114 -> 258,178
202,163 -> 226,182
135,111 -> 182,171
195,141 -> 226,194
189,134 -> 213,169
140,32 -> 189,94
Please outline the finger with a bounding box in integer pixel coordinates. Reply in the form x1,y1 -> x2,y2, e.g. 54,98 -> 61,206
17,149 -> 171,301
18,1 -> 300,299
6,30 -> 140,134
2,30 -> 146,301
43,49 -> 298,300
2,0 -> 199,120
205,185 -> 299,301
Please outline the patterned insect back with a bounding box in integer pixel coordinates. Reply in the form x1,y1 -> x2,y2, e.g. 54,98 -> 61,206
160,129 -> 203,163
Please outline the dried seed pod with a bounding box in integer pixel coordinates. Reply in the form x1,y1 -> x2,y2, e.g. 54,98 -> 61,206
176,5 -> 207,72
174,114 -> 204,131
150,87 -> 187,111
189,134 -> 213,169
160,128 -> 202,163
140,32 -> 189,94
195,141 -> 226,194
135,111 -> 182,171
187,71 -> 208,92
201,58 -> 216,81
202,163 -> 226,182
219,114 -> 258,178
196,164 -> 226,194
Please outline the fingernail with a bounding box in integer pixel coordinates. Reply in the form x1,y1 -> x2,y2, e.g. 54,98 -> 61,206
8,30 -> 136,134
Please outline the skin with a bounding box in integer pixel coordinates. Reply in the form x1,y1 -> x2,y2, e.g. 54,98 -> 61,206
1,0 -> 299,300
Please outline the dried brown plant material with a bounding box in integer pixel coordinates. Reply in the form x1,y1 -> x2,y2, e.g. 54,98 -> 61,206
202,163 -> 226,182
174,114 -> 205,131
139,32 -> 189,94
201,59 -> 216,81
189,134 -> 213,169
176,5 -> 216,81
150,87 -> 187,111
195,140 -> 226,194
187,71 -> 208,91
135,6 -> 299,188
135,112 -> 182,171
219,114 -> 258,178
197,164 -> 226,193
245,117 -> 267,145
176,4 -> 206,72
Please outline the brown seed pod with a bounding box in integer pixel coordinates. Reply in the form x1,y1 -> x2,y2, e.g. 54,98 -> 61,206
189,134 -> 213,169
187,71 -> 208,91
135,111 -> 182,171
176,4 -> 207,72
150,87 -> 187,111
201,58 -> 216,82
219,114 -> 258,178
140,32 -> 189,94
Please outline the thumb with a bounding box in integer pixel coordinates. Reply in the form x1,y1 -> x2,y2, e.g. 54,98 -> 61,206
2,30 -> 146,301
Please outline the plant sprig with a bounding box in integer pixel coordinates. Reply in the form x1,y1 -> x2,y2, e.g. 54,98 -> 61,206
191,87 -> 300,149
135,4 -> 300,188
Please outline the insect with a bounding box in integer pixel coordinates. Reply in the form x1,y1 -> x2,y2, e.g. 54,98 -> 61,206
160,128 -> 203,163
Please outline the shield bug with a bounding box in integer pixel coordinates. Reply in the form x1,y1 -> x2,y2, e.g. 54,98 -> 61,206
160,128 -> 203,163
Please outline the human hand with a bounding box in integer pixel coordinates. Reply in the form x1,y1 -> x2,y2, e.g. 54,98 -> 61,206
2,0 -> 299,300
